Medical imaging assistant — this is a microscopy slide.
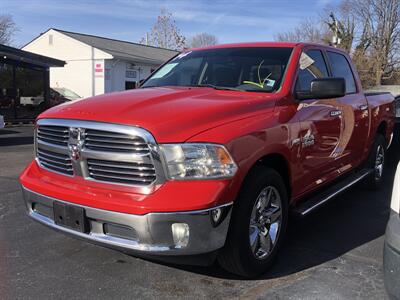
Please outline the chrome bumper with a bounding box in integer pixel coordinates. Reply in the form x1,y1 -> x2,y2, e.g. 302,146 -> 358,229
21,186 -> 232,256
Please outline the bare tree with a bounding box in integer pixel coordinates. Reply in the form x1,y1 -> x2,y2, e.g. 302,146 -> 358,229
0,14 -> 18,45
318,0 -> 356,52
352,19 -> 375,88
274,0 -> 400,86
351,0 -> 400,85
275,18 -> 329,43
190,33 -> 218,48
140,8 -> 186,51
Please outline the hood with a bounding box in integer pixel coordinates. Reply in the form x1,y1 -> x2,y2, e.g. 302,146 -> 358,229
39,87 -> 278,142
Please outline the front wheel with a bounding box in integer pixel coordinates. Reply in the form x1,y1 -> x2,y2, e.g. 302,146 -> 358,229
218,166 -> 288,278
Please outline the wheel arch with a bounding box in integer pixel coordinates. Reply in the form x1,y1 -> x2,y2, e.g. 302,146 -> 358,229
376,120 -> 391,147
242,153 -> 292,200
377,121 -> 387,137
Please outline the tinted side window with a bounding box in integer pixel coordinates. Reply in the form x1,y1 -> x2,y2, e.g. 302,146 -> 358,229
296,50 -> 329,92
327,52 -> 356,94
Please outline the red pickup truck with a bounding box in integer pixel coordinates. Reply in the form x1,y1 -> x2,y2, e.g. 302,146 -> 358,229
20,42 -> 395,277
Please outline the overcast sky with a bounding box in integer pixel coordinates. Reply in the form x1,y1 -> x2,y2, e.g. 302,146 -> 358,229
1,0 -> 341,48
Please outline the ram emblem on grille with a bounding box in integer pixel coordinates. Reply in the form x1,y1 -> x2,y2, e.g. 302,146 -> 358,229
68,127 -> 85,160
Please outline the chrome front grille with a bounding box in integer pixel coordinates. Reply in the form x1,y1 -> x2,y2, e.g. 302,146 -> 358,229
87,159 -> 156,185
37,148 -> 73,175
37,125 -> 69,146
35,119 -> 164,191
85,129 -> 149,154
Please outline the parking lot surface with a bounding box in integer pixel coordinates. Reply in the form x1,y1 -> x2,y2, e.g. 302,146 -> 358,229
1,126 -> 399,299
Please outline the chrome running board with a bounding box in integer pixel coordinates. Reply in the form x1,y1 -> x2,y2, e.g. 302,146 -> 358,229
292,169 -> 373,217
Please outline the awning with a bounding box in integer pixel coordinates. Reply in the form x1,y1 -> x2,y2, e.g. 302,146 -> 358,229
0,44 -> 65,68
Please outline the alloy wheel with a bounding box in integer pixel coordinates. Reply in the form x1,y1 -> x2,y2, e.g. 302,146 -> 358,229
249,186 -> 282,260
375,144 -> 385,181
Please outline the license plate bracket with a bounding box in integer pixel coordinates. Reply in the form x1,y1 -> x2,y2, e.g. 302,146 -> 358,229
53,202 -> 88,233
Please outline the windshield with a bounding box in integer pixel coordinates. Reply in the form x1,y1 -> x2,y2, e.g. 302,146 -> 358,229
53,88 -> 81,99
142,47 -> 293,92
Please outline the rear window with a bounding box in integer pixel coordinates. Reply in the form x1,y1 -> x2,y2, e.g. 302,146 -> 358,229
327,52 -> 357,94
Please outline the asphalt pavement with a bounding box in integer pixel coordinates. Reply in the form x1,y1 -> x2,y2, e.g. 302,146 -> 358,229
1,126 -> 399,299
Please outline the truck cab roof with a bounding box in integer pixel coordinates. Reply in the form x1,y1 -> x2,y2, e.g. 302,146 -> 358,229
188,41 -> 345,53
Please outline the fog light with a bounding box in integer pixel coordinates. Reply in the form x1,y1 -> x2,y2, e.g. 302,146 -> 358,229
211,208 -> 222,223
171,223 -> 189,248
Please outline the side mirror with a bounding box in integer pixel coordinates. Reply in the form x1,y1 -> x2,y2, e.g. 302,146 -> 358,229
297,78 -> 346,100
311,78 -> 346,99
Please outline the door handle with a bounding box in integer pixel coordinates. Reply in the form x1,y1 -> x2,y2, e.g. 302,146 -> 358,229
359,104 -> 369,111
330,110 -> 342,117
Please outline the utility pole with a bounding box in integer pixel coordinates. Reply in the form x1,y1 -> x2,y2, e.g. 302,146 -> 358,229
330,17 -> 342,48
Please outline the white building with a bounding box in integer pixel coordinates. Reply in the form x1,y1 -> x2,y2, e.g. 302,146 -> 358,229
22,29 -> 178,98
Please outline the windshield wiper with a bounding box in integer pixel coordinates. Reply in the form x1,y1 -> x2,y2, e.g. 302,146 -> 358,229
141,84 -> 244,91
241,89 -> 273,93
192,84 -> 243,91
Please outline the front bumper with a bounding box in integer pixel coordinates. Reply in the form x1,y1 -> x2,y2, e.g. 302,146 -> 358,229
21,186 -> 232,256
384,211 -> 400,299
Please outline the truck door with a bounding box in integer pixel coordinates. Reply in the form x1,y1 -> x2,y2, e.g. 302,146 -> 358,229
294,49 -> 342,195
326,51 -> 370,168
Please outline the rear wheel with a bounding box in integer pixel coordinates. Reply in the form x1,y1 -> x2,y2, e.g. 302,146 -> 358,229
218,166 -> 288,278
362,134 -> 386,189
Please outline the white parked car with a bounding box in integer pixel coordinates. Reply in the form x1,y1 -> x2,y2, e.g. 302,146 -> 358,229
384,162 -> 400,298
20,96 -> 45,106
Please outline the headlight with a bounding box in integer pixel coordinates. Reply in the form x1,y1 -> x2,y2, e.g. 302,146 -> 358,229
160,143 -> 238,180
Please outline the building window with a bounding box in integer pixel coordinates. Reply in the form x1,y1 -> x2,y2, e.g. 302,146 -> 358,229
125,81 -> 136,90
105,69 -> 111,80
49,34 -> 54,46
126,70 -> 137,79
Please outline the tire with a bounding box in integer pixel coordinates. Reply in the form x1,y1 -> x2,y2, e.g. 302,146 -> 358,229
218,166 -> 288,278
362,134 -> 387,190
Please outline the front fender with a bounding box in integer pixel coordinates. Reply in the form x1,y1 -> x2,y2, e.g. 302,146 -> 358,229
187,111 -> 297,202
